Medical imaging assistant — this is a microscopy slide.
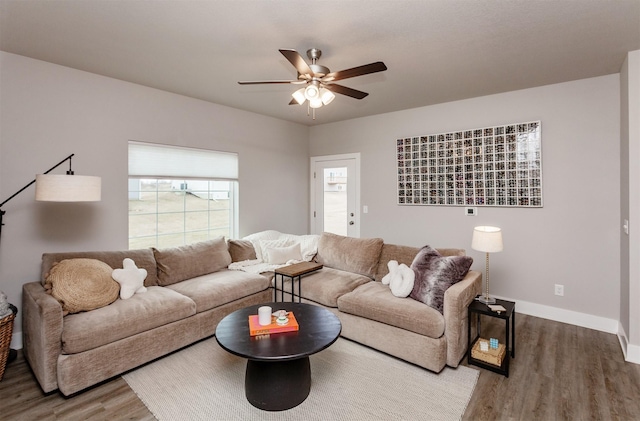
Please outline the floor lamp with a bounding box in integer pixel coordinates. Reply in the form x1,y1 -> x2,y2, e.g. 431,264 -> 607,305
0,153 -> 101,238
471,226 -> 504,305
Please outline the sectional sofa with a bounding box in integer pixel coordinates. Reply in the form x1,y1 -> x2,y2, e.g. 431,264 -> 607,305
22,233 -> 481,395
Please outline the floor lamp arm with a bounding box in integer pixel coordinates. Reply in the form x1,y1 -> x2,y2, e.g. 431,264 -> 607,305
0,153 -> 75,237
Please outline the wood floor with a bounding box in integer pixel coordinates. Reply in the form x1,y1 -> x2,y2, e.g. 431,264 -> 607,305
1,313 -> 639,420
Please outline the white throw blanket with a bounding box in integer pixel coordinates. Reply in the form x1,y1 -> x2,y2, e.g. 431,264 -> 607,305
228,259 -> 297,274
228,230 -> 320,274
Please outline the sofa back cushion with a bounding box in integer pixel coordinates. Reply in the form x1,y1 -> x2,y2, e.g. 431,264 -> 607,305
41,248 -> 159,287
315,232 -> 383,279
374,244 -> 466,282
227,239 -> 257,262
153,237 -> 231,286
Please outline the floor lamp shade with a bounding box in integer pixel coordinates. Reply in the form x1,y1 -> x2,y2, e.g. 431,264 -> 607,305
35,174 -> 102,202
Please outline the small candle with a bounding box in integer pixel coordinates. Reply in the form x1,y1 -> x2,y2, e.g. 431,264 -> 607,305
258,306 -> 272,326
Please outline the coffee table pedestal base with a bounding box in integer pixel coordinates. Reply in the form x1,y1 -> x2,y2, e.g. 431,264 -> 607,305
245,357 -> 311,411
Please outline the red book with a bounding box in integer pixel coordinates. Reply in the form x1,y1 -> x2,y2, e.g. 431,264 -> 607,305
248,312 -> 299,336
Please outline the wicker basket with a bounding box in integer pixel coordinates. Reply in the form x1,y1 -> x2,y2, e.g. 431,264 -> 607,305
0,308 -> 16,381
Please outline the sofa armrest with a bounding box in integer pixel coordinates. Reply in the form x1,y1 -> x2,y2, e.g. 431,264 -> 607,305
442,270 -> 482,367
22,281 -> 64,393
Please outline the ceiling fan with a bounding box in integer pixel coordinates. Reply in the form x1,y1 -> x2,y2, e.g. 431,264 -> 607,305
238,48 -> 387,118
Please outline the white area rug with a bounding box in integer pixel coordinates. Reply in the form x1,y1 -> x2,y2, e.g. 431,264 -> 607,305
123,337 -> 478,421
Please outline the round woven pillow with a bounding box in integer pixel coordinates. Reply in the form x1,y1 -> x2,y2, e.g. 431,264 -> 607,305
45,258 -> 119,315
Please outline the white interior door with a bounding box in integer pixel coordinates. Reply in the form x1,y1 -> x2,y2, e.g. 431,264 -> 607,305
310,154 -> 360,237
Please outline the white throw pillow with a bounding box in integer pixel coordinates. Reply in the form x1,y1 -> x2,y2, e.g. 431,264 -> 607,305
243,230 -> 283,261
112,258 -> 148,299
280,234 -> 320,261
258,238 -> 293,262
264,243 -> 303,264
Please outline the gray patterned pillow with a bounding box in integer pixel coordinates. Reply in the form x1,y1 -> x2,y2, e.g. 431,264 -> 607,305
409,245 -> 473,314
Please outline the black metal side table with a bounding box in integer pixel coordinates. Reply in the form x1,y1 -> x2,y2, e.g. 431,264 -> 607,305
467,297 -> 515,377
273,262 -> 323,302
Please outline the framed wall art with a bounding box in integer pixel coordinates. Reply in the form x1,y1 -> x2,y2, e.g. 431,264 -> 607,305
396,121 -> 542,207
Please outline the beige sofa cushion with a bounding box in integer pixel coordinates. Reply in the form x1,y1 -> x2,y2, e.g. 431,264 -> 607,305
42,248 -> 159,287
227,239 -> 257,262
154,237 -> 232,286
274,267 -> 371,308
374,244 -> 420,282
62,286 -> 196,354
315,233 -> 383,279
337,281 -> 445,338
166,269 -> 271,313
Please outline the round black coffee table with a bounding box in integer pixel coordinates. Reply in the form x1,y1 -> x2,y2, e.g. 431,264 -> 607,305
215,302 -> 341,411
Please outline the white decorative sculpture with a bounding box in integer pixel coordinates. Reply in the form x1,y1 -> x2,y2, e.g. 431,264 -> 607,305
381,260 -> 415,298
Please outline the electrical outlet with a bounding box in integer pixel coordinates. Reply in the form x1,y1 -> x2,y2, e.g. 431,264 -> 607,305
554,284 -> 564,296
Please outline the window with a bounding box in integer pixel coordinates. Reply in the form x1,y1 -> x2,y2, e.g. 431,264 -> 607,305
128,142 -> 238,249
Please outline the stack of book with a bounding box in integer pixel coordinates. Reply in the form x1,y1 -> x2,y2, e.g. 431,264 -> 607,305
248,312 -> 299,336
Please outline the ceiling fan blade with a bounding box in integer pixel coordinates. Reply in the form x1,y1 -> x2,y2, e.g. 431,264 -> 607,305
325,83 -> 369,100
322,61 -> 387,82
237,80 -> 305,85
288,98 -> 300,105
279,49 -> 314,76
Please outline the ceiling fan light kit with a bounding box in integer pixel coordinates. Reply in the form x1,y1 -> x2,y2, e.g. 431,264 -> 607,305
292,88 -> 306,105
320,88 -> 335,105
238,48 -> 387,119
304,83 -> 320,100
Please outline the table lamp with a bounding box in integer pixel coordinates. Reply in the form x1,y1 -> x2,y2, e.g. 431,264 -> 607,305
471,226 -> 504,304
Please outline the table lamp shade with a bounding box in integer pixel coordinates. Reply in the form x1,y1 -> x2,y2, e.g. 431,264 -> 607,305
472,225 -> 503,305
35,174 -> 101,202
472,226 -> 503,253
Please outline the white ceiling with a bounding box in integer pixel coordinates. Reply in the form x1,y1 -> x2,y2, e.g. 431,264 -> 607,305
1,0 -> 639,126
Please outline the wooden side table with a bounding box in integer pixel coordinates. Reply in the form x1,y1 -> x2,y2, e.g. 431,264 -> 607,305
467,297 -> 515,377
273,262 -> 323,302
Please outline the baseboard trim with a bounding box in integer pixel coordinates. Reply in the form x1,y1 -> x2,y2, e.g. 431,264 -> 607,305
616,327 -> 640,365
618,325 -> 629,360
493,295 -> 619,334
626,343 -> 640,364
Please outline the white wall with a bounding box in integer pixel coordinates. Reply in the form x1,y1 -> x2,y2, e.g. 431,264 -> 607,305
0,52 -> 310,346
620,49 -> 640,363
310,75 -> 621,330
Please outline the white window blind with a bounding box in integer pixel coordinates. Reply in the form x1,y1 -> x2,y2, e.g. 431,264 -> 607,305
128,141 -> 238,180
